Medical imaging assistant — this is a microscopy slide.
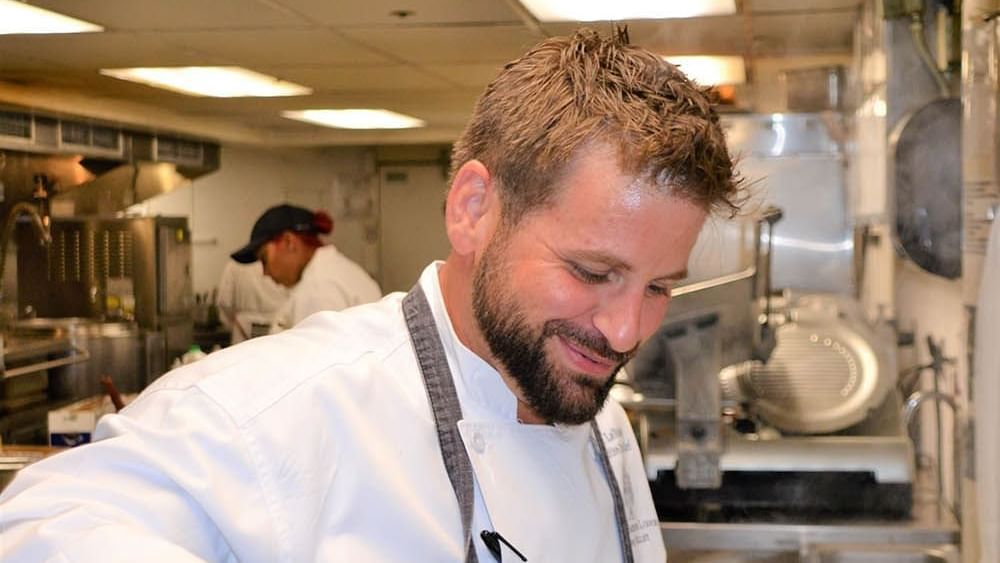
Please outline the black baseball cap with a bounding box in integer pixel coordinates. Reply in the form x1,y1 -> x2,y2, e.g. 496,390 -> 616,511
230,204 -> 318,264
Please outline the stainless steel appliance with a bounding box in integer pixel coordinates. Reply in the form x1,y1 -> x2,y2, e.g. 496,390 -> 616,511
622,113 -> 915,523
626,287 -> 914,521
0,108 -> 218,445
15,216 -> 194,367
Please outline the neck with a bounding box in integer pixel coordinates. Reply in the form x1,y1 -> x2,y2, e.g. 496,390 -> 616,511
292,245 -> 319,285
438,256 -> 545,425
437,256 -> 481,356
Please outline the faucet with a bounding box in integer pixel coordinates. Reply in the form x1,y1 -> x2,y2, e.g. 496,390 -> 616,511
0,200 -> 53,307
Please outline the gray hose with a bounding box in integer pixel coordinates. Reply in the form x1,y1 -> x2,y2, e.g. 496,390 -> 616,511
909,13 -> 951,98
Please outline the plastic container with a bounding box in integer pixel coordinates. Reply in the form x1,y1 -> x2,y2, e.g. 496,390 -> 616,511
180,345 -> 207,365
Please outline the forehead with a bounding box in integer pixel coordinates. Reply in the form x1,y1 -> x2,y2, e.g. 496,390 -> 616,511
535,144 -> 673,225
509,143 -> 706,271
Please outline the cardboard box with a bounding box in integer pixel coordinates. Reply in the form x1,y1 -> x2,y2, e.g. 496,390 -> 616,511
48,394 -> 135,447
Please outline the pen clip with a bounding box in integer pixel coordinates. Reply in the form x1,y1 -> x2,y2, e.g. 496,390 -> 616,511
480,530 -> 527,562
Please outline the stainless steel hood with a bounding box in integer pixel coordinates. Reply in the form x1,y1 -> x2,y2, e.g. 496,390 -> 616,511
0,106 -> 220,215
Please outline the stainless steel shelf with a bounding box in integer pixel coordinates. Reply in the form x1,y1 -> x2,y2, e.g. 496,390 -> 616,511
661,496 -> 958,555
1,333 -> 90,380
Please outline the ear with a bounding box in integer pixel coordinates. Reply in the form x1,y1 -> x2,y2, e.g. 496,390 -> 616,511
445,160 -> 498,255
279,231 -> 298,251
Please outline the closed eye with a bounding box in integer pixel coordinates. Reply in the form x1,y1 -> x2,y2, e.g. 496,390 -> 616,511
646,283 -> 672,297
569,262 -> 609,284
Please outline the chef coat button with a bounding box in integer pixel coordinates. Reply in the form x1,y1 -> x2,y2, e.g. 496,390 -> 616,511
472,432 -> 486,453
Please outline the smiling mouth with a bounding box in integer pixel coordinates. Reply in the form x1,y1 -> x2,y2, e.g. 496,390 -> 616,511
557,335 -> 616,374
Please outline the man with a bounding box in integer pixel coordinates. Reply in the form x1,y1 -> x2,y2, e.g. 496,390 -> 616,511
216,259 -> 290,343
0,29 -> 741,562
229,203 -> 382,332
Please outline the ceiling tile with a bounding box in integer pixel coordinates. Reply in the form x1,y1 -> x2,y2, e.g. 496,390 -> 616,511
272,66 -> 447,91
0,32 -> 227,70
0,54 -> 63,73
421,62 -> 506,88
158,29 -> 392,66
339,24 -> 541,64
272,0 -> 521,26
28,0 -> 308,30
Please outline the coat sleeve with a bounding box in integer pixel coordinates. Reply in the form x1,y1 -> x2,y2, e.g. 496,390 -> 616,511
0,387 -> 279,562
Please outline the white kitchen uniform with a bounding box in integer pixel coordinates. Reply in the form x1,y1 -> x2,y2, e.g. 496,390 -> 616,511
216,260 -> 290,343
271,244 -> 381,332
0,263 -> 666,563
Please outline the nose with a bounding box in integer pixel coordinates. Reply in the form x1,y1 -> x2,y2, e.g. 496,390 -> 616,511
592,288 -> 648,354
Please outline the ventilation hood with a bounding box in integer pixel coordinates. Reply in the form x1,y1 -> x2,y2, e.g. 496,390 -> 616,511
0,106 -> 220,216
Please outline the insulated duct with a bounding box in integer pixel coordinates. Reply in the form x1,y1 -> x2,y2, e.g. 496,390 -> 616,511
0,106 -> 220,216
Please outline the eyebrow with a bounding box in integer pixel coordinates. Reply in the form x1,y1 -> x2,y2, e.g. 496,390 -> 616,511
567,249 -> 688,282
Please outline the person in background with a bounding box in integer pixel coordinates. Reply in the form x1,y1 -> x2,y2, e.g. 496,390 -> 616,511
0,28 -> 742,562
229,203 -> 382,332
216,259 -> 290,344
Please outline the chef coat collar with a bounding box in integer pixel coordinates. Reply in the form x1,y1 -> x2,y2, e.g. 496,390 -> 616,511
417,262 -> 519,422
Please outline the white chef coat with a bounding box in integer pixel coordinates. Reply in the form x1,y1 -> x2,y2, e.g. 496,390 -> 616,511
216,260 -> 290,343
271,244 -> 381,332
0,263 -> 665,563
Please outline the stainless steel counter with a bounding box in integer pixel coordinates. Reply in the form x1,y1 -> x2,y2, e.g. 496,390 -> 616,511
661,489 -> 959,561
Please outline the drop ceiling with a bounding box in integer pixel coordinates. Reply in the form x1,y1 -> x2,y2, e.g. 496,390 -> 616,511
0,0 -> 860,147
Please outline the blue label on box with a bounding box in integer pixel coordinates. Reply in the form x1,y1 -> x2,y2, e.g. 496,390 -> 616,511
50,433 -> 92,447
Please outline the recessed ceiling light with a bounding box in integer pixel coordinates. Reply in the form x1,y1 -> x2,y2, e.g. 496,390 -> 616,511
282,109 -> 426,130
0,0 -> 103,34
99,67 -> 312,98
518,0 -> 735,22
664,56 -> 746,85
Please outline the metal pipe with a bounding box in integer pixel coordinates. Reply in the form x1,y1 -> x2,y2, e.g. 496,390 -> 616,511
910,13 -> 952,98
903,389 -> 962,524
751,206 -> 782,362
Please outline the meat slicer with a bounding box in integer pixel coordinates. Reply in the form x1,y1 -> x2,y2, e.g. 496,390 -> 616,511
619,209 -> 913,521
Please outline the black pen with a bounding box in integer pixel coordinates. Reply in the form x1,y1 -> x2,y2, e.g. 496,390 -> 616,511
480,529 -> 527,562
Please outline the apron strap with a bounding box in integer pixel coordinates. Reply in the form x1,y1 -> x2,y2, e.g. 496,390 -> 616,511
591,420 -> 636,563
405,282 -> 635,563
403,285 -> 478,563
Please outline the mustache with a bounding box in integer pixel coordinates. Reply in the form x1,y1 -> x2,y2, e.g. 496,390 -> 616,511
541,320 -> 637,366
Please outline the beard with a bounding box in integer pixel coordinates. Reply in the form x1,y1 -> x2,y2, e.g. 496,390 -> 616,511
471,232 -> 635,425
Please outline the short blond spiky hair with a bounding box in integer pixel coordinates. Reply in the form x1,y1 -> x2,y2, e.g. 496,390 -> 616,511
449,28 -> 743,224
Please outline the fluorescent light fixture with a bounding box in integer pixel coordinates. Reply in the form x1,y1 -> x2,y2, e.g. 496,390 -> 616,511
282,109 -> 426,130
518,0 -> 735,21
664,56 -> 746,85
0,0 -> 103,34
99,67 -> 312,98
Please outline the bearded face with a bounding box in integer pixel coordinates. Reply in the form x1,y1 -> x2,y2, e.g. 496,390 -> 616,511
471,230 -> 634,425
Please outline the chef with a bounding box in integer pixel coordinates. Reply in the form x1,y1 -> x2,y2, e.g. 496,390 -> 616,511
0,28 -> 743,562
229,203 -> 382,332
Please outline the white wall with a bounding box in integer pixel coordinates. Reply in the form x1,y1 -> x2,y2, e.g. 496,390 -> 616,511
130,144 -> 377,296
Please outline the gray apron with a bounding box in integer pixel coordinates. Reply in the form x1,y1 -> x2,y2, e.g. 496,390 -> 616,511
402,285 -> 635,563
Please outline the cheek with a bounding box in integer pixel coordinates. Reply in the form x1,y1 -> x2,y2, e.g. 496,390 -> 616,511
513,268 -> 601,320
